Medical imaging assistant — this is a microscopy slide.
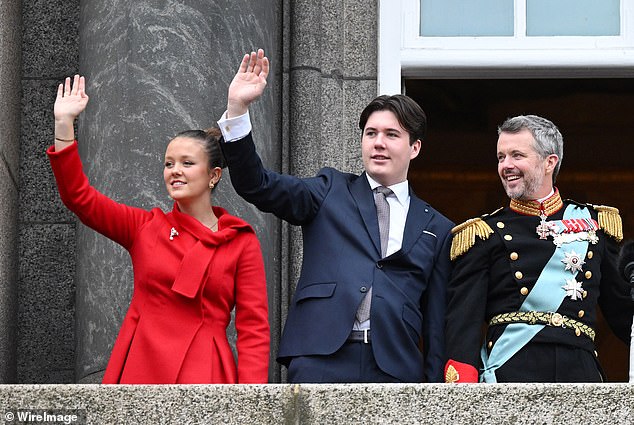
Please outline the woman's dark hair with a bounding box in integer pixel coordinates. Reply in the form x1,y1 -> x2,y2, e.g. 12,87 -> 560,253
358,94 -> 427,145
173,127 -> 227,170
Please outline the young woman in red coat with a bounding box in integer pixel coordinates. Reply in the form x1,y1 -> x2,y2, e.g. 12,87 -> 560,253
48,75 -> 270,384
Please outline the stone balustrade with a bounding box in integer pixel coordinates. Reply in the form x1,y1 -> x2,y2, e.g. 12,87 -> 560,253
1,383 -> 632,424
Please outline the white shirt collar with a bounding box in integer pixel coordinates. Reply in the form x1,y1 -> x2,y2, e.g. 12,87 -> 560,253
365,174 -> 410,206
536,188 -> 555,203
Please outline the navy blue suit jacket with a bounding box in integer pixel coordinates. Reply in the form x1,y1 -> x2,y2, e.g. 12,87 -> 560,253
221,134 -> 454,382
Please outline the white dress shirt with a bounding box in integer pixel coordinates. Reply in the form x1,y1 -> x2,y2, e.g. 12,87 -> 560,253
217,110 -> 252,142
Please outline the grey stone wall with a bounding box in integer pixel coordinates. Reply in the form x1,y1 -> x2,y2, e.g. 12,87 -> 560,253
0,0 -> 22,384
288,0 -> 376,177
15,0 -> 287,383
10,0 -> 380,384
18,0 -> 80,383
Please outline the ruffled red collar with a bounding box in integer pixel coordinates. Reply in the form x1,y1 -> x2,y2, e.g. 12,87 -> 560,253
168,203 -> 254,298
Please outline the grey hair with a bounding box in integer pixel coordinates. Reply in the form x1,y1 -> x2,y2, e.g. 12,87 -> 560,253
498,115 -> 563,183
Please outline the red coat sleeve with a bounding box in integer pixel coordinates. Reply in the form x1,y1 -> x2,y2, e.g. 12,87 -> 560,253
234,232 -> 270,383
47,142 -> 152,249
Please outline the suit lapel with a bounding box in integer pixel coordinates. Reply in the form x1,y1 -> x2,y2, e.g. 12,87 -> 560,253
349,173 -> 381,256
399,189 -> 434,256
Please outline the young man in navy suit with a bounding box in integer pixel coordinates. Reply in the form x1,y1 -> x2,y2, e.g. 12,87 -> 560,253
218,50 -> 454,383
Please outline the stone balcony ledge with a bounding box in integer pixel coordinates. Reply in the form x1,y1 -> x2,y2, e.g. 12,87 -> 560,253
1,383 -> 632,424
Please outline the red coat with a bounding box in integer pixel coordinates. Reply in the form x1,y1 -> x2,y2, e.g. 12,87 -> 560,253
48,143 -> 270,383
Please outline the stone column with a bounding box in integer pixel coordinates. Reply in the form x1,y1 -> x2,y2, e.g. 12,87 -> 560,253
0,0 -> 22,383
288,0 -> 377,177
19,0 -> 80,384
281,0 -> 378,380
76,0 -> 282,382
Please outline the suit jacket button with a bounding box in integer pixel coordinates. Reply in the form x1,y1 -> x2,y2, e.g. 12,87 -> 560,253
376,262 -> 383,269
360,286 -> 368,293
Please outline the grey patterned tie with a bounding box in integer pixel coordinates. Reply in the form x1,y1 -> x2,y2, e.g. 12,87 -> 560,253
356,186 -> 392,323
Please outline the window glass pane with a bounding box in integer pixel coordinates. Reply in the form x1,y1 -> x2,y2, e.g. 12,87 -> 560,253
527,0 -> 620,36
420,0 -> 513,36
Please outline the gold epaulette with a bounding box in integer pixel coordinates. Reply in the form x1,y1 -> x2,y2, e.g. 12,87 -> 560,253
450,217 -> 494,261
592,204 -> 623,242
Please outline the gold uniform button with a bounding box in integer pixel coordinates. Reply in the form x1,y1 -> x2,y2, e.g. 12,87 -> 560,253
510,252 -> 519,261
583,290 -> 588,298
520,287 -> 529,296
578,310 -> 585,318
575,328 -> 581,337
504,235 -> 513,241
488,341 -> 493,349
496,222 -> 505,229
515,271 -> 523,280
585,271 -> 592,279
587,251 -> 593,259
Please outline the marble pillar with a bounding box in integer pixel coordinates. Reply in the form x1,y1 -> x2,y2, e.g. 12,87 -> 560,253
76,0 -> 282,382
0,0 -> 22,383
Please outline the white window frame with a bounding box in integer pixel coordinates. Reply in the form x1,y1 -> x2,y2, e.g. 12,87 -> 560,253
379,0 -> 634,94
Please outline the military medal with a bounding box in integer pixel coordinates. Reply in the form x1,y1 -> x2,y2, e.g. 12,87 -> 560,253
552,229 -> 599,247
561,250 -> 585,273
587,230 -> 599,244
562,278 -> 584,301
537,215 -> 600,247
536,212 -> 555,240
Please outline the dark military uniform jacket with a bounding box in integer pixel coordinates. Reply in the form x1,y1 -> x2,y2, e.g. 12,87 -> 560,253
444,189 -> 633,383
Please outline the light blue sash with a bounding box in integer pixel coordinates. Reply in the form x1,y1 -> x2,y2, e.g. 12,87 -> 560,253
480,204 -> 591,382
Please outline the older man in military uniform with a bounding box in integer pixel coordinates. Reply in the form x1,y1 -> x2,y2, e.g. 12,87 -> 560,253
445,114 -> 633,383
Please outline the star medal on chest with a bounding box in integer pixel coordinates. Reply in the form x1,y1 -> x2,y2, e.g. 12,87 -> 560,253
561,250 -> 585,273
561,250 -> 586,301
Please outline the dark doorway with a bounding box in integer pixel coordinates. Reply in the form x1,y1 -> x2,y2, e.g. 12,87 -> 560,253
405,78 -> 634,381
